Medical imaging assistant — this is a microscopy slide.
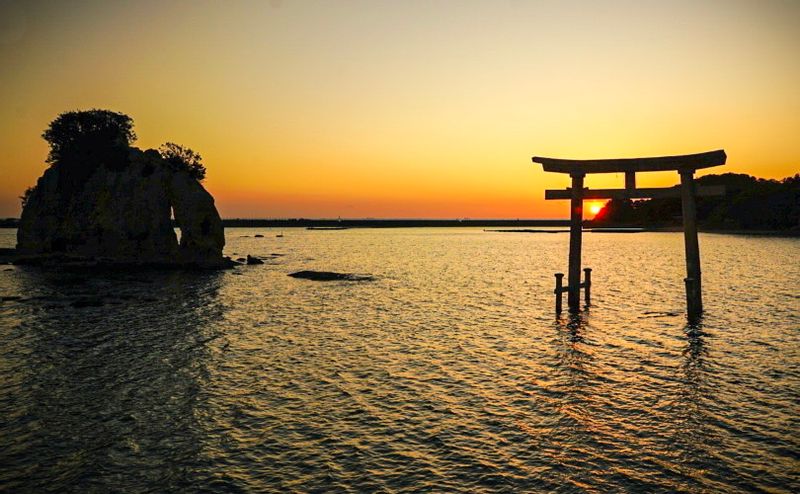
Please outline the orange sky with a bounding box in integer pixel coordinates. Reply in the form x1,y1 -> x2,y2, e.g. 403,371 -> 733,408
1,0 -> 798,218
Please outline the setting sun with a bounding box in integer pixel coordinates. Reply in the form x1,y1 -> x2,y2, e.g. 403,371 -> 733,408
588,202 -> 605,217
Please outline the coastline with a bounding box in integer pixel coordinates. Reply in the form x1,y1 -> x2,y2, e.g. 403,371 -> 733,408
2,221 -> 798,242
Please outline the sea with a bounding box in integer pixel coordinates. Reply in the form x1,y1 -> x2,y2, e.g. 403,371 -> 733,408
1,227 -> 798,493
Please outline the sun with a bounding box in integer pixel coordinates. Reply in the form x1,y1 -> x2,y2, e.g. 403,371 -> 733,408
588,202 -> 603,216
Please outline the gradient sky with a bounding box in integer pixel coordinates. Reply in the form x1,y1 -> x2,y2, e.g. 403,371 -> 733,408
1,0 -> 798,218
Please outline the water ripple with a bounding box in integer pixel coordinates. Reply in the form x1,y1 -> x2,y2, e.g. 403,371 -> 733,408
0,228 -> 798,492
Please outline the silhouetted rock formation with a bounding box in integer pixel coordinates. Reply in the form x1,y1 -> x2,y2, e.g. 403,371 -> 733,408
288,270 -> 374,281
17,148 -> 227,267
168,168 -> 225,265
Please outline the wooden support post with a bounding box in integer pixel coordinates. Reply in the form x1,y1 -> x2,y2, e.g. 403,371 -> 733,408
679,169 -> 703,318
684,277 -> 700,318
583,268 -> 592,306
554,273 -> 564,314
568,173 -> 585,312
625,171 -> 636,191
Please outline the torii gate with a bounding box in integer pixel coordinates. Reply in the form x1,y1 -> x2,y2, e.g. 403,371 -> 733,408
532,150 -> 727,318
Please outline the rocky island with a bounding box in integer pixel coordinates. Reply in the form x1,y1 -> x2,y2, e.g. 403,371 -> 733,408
14,109 -> 229,268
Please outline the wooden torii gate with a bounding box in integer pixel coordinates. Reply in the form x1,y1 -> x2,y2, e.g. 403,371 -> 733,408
531,150 -> 727,318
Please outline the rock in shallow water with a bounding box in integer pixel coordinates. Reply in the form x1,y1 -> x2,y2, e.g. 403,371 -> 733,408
169,170 -> 225,265
288,270 -> 374,281
16,148 -> 228,268
71,297 -> 104,308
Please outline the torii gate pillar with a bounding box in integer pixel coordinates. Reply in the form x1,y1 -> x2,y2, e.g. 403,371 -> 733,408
567,172 -> 585,311
680,170 -> 702,316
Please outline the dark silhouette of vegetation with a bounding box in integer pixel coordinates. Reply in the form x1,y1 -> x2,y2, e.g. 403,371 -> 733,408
41,109 -> 136,195
19,186 -> 36,208
158,142 -> 206,181
592,173 -> 799,231
43,109 -> 135,170
32,110 -> 206,199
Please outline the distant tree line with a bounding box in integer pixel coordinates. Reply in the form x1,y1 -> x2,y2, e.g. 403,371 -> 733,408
21,109 -> 206,205
591,173 -> 799,230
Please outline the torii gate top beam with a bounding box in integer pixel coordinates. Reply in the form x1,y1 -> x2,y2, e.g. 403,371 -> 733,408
532,149 -> 726,174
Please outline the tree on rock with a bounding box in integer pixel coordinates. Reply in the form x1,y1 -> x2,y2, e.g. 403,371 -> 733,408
42,109 -> 136,174
19,186 -> 36,208
158,142 -> 206,181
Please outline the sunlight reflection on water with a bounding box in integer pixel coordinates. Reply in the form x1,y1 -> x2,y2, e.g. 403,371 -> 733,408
0,228 -> 798,492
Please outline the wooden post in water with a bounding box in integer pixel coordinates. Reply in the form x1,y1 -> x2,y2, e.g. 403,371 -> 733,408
554,273 -> 564,314
679,169 -> 703,317
583,268 -> 592,306
568,173 -> 585,312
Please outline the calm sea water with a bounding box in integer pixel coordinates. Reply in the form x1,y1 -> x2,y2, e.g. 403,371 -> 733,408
0,227 -> 798,493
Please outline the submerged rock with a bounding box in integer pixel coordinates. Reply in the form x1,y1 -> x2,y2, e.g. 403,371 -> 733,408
71,297 -> 104,308
16,148 -> 228,268
288,270 -> 374,281
0,248 -> 16,264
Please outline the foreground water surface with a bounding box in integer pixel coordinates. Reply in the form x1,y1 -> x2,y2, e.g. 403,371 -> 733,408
0,227 -> 798,493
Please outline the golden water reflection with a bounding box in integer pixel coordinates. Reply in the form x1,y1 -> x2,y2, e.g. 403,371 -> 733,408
0,228 -> 797,492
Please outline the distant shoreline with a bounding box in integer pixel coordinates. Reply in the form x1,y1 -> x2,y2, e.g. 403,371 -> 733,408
0,218 -> 571,228
1,218 -> 797,236
220,218 -> 571,228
